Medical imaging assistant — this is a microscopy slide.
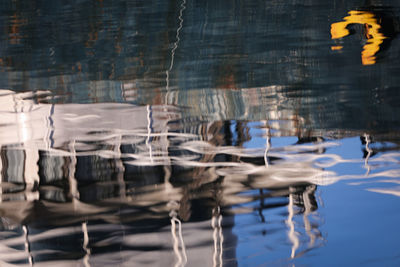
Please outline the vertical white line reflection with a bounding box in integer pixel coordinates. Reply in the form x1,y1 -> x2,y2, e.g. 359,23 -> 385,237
23,225 -> 33,266
177,216 -> 187,265
303,186 -> 315,247
115,134 -> 126,199
286,189 -> 299,259
218,214 -> 223,266
364,133 -> 372,176
170,209 -> 187,267
171,214 -> 182,267
82,222 -> 91,267
264,126 -> 271,168
212,215 -> 217,267
212,207 -> 223,267
146,105 -> 154,164
165,0 -> 186,103
68,140 -> 79,204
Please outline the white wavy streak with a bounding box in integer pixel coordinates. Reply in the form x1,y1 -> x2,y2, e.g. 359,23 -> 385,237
66,131 -> 197,140
172,160 -> 254,168
216,165 -> 268,176
343,169 -> 400,179
81,150 -> 169,160
276,152 -> 400,169
217,164 -> 399,187
280,142 -> 340,152
179,141 -> 266,157
121,132 -> 197,138
125,159 -> 249,168
274,152 -> 397,168
179,140 -> 339,157
124,160 -> 168,166
285,154 -> 360,168
25,148 -> 121,158
348,179 -> 400,186
367,187 -> 400,197
62,114 -> 102,121
370,152 -> 400,163
268,172 -> 338,186
309,169 -> 400,186
61,148 -> 399,182
123,154 -> 199,164
216,164 -> 337,186
300,169 -> 399,184
26,147 -> 201,162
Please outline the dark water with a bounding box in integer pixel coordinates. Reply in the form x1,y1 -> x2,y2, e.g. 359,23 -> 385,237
0,0 -> 400,266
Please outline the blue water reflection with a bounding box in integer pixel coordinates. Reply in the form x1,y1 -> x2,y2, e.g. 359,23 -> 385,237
0,0 -> 400,266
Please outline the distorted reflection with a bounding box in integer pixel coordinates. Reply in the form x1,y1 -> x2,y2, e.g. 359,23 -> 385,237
331,9 -> 399,65
0,0 -> 400,266
0,89 -> 326,265
331,10 -> 386,65
1,88 -> 399,265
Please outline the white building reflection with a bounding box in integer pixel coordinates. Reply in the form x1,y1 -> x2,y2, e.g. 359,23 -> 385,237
0,86 -> 379,266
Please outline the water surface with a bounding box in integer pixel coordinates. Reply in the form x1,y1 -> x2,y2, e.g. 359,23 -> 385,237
0,0 -> 400,266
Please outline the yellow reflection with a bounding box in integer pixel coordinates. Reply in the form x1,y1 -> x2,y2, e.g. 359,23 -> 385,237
330,45 -> 343,51
330,10 -> 387,65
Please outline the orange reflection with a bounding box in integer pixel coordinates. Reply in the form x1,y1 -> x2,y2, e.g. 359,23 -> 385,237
330,10 -> 387,65
9,13 -> 27,45
330,45 -> 343,51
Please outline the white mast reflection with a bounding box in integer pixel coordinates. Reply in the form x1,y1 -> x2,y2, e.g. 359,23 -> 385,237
286,188 -> 299,259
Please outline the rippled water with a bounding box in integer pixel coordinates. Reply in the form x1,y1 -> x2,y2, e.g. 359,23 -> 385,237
0,0 -> 400,266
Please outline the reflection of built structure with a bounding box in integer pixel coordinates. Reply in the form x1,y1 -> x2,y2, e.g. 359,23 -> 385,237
0,89 -> 327,265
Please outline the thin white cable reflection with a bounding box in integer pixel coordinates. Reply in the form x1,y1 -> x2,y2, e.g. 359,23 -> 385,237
166,0 -> 186,102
